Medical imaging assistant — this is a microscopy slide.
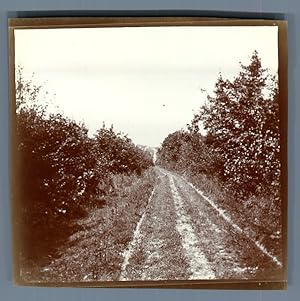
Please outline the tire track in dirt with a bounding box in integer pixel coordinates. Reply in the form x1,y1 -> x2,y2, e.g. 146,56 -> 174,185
119,188 -> 156,281
168,176 -> 215,279
118,171 -> 190,281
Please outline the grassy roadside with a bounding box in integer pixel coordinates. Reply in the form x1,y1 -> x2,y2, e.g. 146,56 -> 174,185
176,171 -> 282,263
173,175 -> 278,279
21,167 -> 157,282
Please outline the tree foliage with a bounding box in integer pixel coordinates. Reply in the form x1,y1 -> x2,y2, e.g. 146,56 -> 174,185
158,52 -> 280,198
94,126 -> 153,176
196,51 -> 280,195
15,67 -> 153,261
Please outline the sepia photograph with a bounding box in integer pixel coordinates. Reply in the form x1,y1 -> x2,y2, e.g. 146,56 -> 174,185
10,18 -> 287,288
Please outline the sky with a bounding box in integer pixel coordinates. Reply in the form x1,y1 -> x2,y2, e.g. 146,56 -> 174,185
14,26 -> 278,147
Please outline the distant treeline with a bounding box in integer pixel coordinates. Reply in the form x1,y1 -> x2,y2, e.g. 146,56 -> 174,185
15,67 -> 153,263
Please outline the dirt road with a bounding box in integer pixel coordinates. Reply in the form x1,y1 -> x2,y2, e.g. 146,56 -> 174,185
119,167 -> 281,281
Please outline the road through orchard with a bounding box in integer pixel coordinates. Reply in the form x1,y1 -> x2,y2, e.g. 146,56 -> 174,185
119,167 -> 281,281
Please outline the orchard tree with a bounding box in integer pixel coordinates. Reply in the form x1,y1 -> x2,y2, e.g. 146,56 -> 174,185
15,68 -> 103,261
193,51 -> 280,196
94,125 -> 153,178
